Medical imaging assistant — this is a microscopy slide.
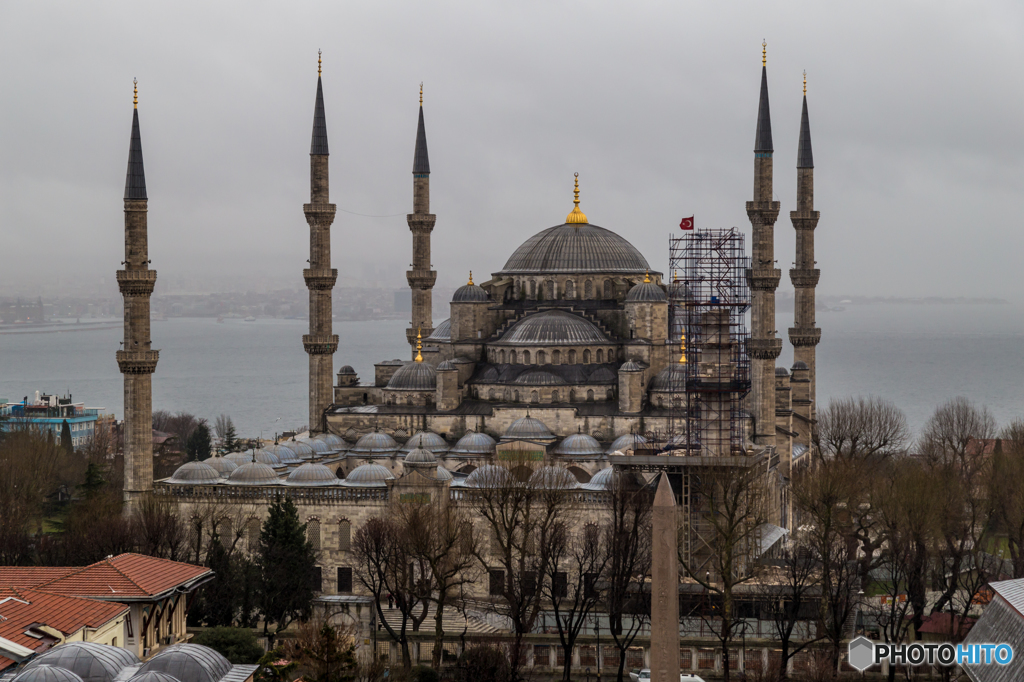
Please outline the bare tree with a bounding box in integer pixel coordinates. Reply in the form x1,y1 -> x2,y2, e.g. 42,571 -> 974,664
815,396 -> 910,462
918,396 -> 996,466
993,419 -> 1024,578
132,495 -> 189,560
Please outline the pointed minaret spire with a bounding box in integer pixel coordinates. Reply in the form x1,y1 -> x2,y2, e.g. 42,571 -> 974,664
310,50 -> 329,155
797,72 -> 814,169
754,41 -> 773,154
413,83 -> 430,176
124,79 -> 147,201
407,84 -> 437,352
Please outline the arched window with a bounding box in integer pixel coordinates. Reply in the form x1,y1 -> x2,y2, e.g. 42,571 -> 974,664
406,396 -> 413,406
596,349 -> 604,363
504,388 -> 512,401
604,279 -> 613,299
547,280 -> 556,299
552,350 -> 561,364
500,350 -> 506,364
489,389 -> 496,400
583,349 -> 591,364
607,388 -> 615,401
338,519 -> 351,551
565,280 -> 575,299
306,518 -> 321,551
584,280 -> 593,299
523,350 -> 531,364
514,390 -> 520,402
529,280 -> 537,298
514,280 -> 522,298
537,350 -> 546,364
569,350 -> 577,364
587,390 -> 595,402
569,389 -> 576,403
552,390 -> 560,403
531,390 -> 539,404
510,351 -> 517,364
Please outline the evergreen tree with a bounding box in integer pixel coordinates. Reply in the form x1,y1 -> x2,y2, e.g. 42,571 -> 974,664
81,462 -> 105,500
60,420 -> 73,453
257,495 -> 318,646
224,422 -> 239,452
197,534 -> 236,626
186,421 -> 213,460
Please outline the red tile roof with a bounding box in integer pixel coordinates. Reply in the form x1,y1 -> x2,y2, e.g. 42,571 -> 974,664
0,567 -> 72,589
0,587 -> 128,670
35,554 -> 211,599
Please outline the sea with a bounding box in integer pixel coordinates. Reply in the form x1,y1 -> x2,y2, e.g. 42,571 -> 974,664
1,303 -> 1022,440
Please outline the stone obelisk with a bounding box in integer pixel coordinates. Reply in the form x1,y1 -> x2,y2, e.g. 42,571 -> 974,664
650,473 -> 680,682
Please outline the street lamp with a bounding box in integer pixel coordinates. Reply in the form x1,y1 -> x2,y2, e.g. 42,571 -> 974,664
594,618 -> 601,682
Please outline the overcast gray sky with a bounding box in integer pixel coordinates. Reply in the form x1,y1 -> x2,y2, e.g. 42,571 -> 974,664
2,1 -> 1022,299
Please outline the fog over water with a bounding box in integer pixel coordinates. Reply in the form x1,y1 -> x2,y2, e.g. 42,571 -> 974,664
2,304 -> 1021,439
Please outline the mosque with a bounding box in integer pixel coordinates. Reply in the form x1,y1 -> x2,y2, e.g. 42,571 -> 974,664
121,47 -> 821,595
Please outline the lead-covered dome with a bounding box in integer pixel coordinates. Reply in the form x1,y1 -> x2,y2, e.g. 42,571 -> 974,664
350,431 -> 399,455
466,464 -> 515,488
228,461 -> 281,486
499,223 -> 652,275
203,455 -> 238,477
554,432 -> 604,456
22,642 -> 139,682
450,431 -> 497,455
405,447 -> 437,465
134,644 -> 231,682
286,440 -> 316,460
503,415 -> 555,441
265,443 -> 301,464
401,431 -> 449,454
342,463 -> 395,487
495,310 -> 608,346
286,462 -> 341,486
427,318 -> 451,342
452,283 -> 491,302
625,280 -> 667,302
168,460 -> 222,485
224,451 -> 252,466
12,668 -> 85,682
386,361 -> 437,391
529,465 -> 579,490
650,364 -> 687,392
607,433 -> 648,454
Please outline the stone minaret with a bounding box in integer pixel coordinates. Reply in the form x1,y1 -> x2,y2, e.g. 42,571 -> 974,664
789,73 -> 821,420
303,53 -> 339,431
745,43 -> 782,448
406,85 -> 436,352
117,80 -> 158,510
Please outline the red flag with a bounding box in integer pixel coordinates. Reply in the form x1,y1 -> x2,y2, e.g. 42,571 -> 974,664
679,216 -> 694,230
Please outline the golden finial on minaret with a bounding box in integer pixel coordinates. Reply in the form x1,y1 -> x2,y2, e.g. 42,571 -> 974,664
467,271 -> 474,286
679,331 -> 687,364
762,40 -> 767,67
803,70 -> 807,96
318,49 -> 322,76
644,270 -> 651,284
415,328 -> 423,362
565,172 -> 589,224
133,78 -> 138,109
419,82 -> 423,106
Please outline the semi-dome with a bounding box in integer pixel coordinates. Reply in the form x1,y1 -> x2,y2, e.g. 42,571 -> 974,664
286,462 -> 341,486
514,370 -> 566,386
452,282 -> 491,302
134,644 -> 231,682
286,440 -> 316,460
168,460 -> 222,485
342,463 -> 395,487
529,465 -> 579,490
427,318 -> 451,341
12,667 -> 85,682
224,451 -> 252,466
435,465 -> 453,481
466,464 -> 515,488
404,447 -> 437,465
619,359 -> 643,373
503,415 -> 555,441
582,466 -> 615,491
386,361 -> 437,391
625,280 -> 667,302
22,642 -> 140,682
265,443 -> 301,464
607,433 -> 648,454
499,223 -> 652,275
588,367 -> 617,383
203,455 -> 238,477
350,431 -> 399,455
401,431 -> 449,453
650,364 -> 687,392
554,432 -> 605,457
450,431 -> 497,455
495,310 -> 608,346
227,461 -> 281,486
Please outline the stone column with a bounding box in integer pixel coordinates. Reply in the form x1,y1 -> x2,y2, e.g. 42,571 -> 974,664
650,474 -> 680,682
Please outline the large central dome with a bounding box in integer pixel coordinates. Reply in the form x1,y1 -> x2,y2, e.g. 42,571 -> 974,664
499,223 -> 652,275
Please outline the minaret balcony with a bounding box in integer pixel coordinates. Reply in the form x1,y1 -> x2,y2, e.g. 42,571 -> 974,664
745,268 -> 781,291
406,270 -> 437,288
788,328 -> 821,347
116,269 -> 157,295
745,338 -> 783,360
406,214 -> 436,231
789,269 -> 820,288
303,268 -> 338,290
116,349 -> 160,374
789,211 -> 820,228
303,334 -> 339,355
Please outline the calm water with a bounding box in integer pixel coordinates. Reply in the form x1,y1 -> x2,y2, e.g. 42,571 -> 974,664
1,305 -> 1022,438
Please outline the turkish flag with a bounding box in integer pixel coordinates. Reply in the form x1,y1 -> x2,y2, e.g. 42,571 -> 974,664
679,216 -> 694,230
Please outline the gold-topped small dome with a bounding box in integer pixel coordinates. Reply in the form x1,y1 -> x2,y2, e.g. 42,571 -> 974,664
565,173 -> 588,224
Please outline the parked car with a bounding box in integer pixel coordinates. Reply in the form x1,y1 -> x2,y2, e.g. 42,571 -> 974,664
630,670 -> 706,682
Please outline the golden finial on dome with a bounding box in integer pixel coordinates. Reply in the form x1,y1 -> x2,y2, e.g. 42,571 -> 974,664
803,70 -> 807,96
419,82 -> 423,106
318,49 -> 322,76
415,328 -> 423,362
644,270 -> 651,284
467,271 -> 474,286
762,40 -> 767,67
679,331 -> 687,364
133,78 -> 138,109
565,172 -> 589,224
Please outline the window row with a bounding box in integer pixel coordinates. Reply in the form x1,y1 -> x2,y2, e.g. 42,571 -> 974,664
489,347 -> 618,365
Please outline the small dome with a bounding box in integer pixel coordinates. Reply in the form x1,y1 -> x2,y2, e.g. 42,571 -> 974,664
253,449 -> 282,467
503,415 -> 555,441
466,464 -> 515,488
342,463 -> 395,487
427,319 -> 451,342
386,361 -> 437,391
478,365 -> 501,381
22,642 -> 140,682
650,364 -> 687,392
514,370 -> 566,386
529,465 -> 579,490
168,460 -> 221,485
312,432 -> 349,452
607,433 -> 648,454
12,667 -> 85,682
401,431 -> 449,453
338,365 -> 357,375
350,431 -> 399,455
791,361 -> 809,370
126,674 -> 181,682
625,281 -> 667,302
405,447 -> 437,465
306,438 -> 333,456
202,455 -> 238,477
286,462 -> 341,486
437,359 -> 455,371
554,432 -> 605,457
435,465 -> 453,481
450,431 -> 497,455
775,367 -> 790,377
134,644 -> 231,682
495,310 -> 608,346
452,283 -> 491,302
265,443 -> 301,464
620,359 -> 643,373
588,367 -> 617,383
582,467 -> 615,491
286,440 -> 316,460
228,461 -> 281,486
224,451 -> 252,466
499,223 -> 652,275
